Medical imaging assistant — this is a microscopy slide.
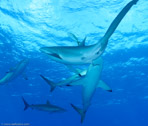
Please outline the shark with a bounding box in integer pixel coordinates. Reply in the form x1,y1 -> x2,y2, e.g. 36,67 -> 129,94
0,58 -> 29,85
40,0 -> 139,65
40,61 -> 112,92
70,57 -> 104,123
22,97 -> 66,113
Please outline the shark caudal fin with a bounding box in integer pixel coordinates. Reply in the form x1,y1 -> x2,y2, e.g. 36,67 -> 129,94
98,80 -> 112,92
102,0 -> 139,41
22,97 -> 29,111
40,75 -> 56,92
71,104 -> 86,123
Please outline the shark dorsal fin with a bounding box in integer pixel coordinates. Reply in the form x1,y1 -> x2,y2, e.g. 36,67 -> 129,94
68,32 -> 79,42
46,100 -> 51,105
79,36 -> 86,47
68,32 -> 85,46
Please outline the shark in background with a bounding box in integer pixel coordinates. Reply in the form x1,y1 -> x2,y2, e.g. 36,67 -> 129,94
22,97 -> 66,113
40,0 -> 139,65
0,58 -> 29,85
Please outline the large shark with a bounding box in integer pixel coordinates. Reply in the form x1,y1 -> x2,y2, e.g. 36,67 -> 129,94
40,0 -> 138,65
0,58 -> 29,85
70,57 -> 104,123
40,62 -> 112,92
22,97 -> 66,113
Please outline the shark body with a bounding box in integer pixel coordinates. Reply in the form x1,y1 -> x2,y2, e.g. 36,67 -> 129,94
22,97 -> 66,113
41,57 -> 107,122
0,58 -> 29,85
70,57 -> 104,123
40,61 -> 112,92
40,0 -> 138,65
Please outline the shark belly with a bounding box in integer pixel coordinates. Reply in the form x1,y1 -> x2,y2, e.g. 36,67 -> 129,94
40,45 -> 99,65
82,58 -> 103,111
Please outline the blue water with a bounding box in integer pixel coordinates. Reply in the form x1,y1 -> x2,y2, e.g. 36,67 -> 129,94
0,0 -> 148,126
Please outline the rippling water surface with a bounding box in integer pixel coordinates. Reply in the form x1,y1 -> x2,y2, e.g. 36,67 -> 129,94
0,0 -> 148,126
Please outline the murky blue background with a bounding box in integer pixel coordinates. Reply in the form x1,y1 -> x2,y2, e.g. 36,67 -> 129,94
0,0 -> 148,126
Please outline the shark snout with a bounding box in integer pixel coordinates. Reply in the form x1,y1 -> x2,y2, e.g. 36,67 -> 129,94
40,47 -> 55,55
40,47 -> 48,53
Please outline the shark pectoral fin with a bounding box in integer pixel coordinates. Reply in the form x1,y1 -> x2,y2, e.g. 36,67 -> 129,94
50,53 -> 62,60
40,75 -> 56,92
71,104 -> 86,123
79,36 -> 87,46
97,80 -> 112,92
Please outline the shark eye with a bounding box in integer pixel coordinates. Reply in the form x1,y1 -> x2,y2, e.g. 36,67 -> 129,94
96,51 -> 99,55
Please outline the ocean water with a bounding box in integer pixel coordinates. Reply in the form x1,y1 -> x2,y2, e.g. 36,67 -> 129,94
0,0 -> 148,126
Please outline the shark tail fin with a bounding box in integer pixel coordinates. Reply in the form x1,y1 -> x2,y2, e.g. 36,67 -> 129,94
40,75 -> 56,92
98,80 -> 112,92
71,104 -> 86,123
132,0 -> 139,5
22,97 -> 29,111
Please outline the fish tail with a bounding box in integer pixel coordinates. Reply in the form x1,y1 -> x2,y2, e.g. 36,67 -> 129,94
40,75 -> 56,92
102,0 -> 139,41
22,97 -> 29,111
71,104 -> 86,123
